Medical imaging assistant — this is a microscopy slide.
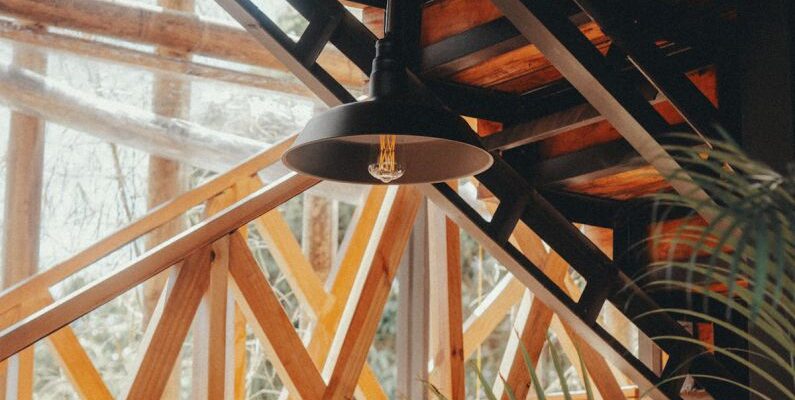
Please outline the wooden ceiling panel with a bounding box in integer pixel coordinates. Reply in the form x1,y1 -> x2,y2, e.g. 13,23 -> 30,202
421,0 -> 503,46
563,165 -> 669,200
449,22 -> 610,92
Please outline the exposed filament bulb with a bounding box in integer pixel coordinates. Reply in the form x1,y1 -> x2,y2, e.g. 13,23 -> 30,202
368,134 -> 405,183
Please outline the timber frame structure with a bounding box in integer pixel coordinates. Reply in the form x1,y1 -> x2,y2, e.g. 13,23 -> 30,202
0,0 -> 792,399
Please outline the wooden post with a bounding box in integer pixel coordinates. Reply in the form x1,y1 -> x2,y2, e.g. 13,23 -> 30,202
0,43 -> 45,400
322,186 -> 422,399
396,199 -> 430,399
141,0 -> 193,395
302,194 -> 338,282
427,199 -> 465,400
191,190 -> 237,399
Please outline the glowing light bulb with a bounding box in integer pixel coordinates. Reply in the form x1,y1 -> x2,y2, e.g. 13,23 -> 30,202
368,134 -> 405,183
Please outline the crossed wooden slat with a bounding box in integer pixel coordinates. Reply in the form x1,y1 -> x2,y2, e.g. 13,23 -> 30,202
0,141 -> 635,400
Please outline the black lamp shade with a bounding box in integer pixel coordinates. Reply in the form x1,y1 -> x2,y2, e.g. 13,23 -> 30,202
282,98 -> 493,184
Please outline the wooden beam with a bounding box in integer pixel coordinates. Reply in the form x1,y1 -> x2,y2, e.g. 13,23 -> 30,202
463,275 -> 525,359
427,201 -> 465,400
0,62 -> 266,174
253,205 -> 331,318
228,233 -> 326,399
308,186 -> 394,365
47,318 -> 113,399
123,246 -> 213,399
0,0 -> 365,88
490,0 -> 716,220
0,62 -> 361,202
232,178 -> 386,400
306,187 -> 390,399
0,135 -> 294,320
230,304 -> 247,399
493,223 -> 568,400
421,183 -> 672,399
322,186 -> 422,399
146,13 -> 193,394
302,194 -> 337,281
0,173 -> 318,362
1,44 -> 45,400
395,202 -> 429,400
192,191 -> 236,399
0,21 -> 312,96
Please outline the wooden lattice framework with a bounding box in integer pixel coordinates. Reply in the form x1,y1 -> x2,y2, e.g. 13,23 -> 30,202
0,137 -> 638,399
0,0 -> 783,398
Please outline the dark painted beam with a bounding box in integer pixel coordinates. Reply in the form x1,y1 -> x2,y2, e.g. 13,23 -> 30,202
424,80 -> 528,122
529,140 -> 644,187
343,0 -> 386,8
421,18 -> 525,78
484,44 -> 709,150
490,0 -> 716,221
539,189 -> 622,227
215,0 -> 356,106
574,0 -> 730,144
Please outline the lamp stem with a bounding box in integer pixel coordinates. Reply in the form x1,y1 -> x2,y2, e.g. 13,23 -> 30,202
384,0 -> 398,36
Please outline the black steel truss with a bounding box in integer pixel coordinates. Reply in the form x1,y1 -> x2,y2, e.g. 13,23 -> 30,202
213,0 -> 741,398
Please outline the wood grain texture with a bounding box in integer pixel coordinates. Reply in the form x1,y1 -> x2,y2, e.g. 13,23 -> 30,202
427,203 -> 465,400
0,44 -> 46,400
228,233 -> 326,400
0,174 -> 318,362
322,186 -> 422,400
47,319 -> 114,400
124,246 -> 213,399
0,0 -> 364,87
0,136 -> 295,318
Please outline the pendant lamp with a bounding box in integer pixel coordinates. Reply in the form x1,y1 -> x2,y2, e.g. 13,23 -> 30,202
281,1 -> 493,184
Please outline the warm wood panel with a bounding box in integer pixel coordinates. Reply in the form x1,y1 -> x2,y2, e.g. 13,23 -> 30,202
422,0 -> 502,46
451,22 -> 609,92
564,165 -> 669,200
